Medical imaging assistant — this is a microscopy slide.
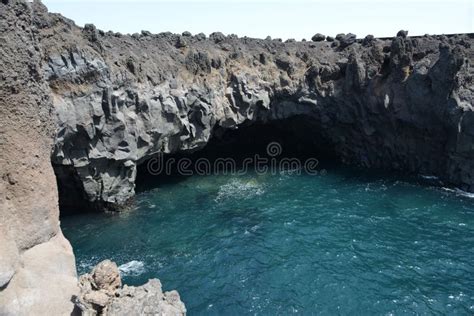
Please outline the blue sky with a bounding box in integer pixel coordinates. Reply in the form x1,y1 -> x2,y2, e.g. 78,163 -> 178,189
43,0 -> 473,40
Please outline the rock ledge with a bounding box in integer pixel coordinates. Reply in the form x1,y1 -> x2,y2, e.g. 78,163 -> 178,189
76,260 -> 186,315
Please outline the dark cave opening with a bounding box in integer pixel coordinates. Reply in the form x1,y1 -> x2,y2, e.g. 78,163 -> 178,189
135,116 -> 339,193
54,115 -> 340,216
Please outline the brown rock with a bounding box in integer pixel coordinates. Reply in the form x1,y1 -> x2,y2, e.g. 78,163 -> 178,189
91,260 -> 122,292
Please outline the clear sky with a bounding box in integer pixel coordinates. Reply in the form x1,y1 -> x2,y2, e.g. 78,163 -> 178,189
42,0 -> 473,40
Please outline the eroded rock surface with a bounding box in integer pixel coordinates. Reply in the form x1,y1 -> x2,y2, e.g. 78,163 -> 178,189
26,2 -> 473,212
76,260 -> 186,315
0,1 -> 78,314
1,0 -> 473,313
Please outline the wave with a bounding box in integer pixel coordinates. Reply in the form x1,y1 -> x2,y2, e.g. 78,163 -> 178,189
118,260 -> 146,276
420,174 -> 439,180
442,187 -> 474,198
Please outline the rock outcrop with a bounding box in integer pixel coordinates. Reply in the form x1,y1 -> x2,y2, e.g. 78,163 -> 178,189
33,3 -> 474,212
76,260 -> 186,315
1,0 -> 473,313
0,1 -> 78,314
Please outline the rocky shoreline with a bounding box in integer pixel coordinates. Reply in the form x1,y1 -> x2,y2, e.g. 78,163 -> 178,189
1,0 -> 473,314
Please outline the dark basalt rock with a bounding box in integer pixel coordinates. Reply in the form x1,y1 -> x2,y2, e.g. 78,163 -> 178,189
195,32 -> 206,41
363,34 -> 375,46
209,31 -> 225,43
185,51 -> 212,74
311,33 -> 326,42
339,33 -> 357,48
176,35 -> 187,48
24,2 -> 474,213
83,23 -> 98,42
397,30 -> 409,38
3,1 -> 474,314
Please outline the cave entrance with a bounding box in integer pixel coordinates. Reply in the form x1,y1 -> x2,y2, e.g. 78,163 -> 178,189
135,115 -> 339,192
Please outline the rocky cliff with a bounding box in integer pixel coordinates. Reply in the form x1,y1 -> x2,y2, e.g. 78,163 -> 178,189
0,1 -> 78,314
0,1 -> 185,314
30,4 -> 473,213
0,0 -> 473,312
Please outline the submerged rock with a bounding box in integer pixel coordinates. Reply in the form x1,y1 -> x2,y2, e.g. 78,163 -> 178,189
76,260 -> 186,315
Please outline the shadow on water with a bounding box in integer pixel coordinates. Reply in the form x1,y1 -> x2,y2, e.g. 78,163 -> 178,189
136,116 -> 340,193
60,117 -> 474,314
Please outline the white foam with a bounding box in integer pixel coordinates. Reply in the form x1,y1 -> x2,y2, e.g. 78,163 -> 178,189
442,187 -> 474,198
364,183 -> 387,192
118,260 -> 145,276
214,179 -> 265,202
420,174 -> 439,180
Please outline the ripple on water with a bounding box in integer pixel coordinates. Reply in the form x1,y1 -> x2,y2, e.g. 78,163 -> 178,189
62,168 -> 474,315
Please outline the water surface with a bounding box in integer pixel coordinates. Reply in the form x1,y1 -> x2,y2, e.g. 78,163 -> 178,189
62,167 -> 474,315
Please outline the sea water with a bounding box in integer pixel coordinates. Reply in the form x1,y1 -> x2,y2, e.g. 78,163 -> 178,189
62,167 -> 474,315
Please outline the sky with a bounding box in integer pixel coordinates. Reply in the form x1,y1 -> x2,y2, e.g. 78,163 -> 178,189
42,0 -> 473,40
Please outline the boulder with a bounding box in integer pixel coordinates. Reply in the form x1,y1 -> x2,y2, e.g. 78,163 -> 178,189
336,33 -> 345,40
91,260 -> 121,293
397,30 -> 408,38
311,33 -> 326,42
195,32 -> 206,41
363,34 -> 375,45
339,33 -> 357,48
83,23 -> 98,42
209,32 -> 226,43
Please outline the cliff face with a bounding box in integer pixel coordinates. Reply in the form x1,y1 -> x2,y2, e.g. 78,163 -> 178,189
1,1 -> 187,314
33,8 -> 474,212
0,1 -> 78,314
0,0 -> 472,313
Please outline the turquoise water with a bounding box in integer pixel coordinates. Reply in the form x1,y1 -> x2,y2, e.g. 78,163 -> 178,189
62,167 -> 474,315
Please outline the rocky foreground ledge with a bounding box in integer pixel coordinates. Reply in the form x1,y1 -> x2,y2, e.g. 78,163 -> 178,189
76,260 -> 186,315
